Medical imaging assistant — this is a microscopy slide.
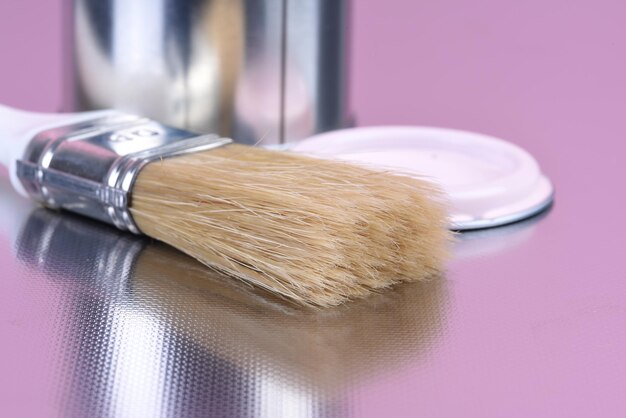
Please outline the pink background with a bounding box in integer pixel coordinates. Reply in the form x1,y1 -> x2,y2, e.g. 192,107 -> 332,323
1,1 -> 626,417
2,0 -> 624,186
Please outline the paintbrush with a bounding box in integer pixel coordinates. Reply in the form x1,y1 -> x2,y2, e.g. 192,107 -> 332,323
0,104 -> 449,306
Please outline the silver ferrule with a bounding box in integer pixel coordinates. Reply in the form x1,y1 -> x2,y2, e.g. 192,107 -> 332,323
16,114 -> 233,234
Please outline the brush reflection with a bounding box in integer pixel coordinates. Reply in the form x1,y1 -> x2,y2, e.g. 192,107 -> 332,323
17,209 -> 448,418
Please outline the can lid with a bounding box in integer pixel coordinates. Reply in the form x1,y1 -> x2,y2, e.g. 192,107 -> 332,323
288,126 -> 554,230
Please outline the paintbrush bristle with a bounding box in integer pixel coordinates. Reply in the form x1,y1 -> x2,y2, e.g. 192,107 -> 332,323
130,144 -> 450,306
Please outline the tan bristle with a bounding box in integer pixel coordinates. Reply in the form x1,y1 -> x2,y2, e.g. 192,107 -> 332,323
130,144 -> 450,307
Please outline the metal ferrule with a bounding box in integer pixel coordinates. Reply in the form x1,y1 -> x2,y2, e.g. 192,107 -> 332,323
16,115 -> 233,234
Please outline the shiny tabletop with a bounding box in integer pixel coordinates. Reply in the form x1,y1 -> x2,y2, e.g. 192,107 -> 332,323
1,150 -> 623,418
2,1 -> 626,417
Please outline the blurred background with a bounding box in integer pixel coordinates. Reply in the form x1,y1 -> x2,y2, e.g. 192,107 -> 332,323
2,0 -> 625,170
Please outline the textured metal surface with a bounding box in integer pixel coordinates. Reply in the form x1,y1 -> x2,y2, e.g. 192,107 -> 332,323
4,161 -> 626,418
2,136 -> 626,418
0,188 -> 448,417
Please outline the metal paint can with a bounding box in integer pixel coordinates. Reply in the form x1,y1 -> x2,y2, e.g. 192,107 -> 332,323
65,0 -> 350,144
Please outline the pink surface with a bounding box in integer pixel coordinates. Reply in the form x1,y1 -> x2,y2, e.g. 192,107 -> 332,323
1,1 -> 626,417
0,1 -> 65,112
349,1 -> 626,416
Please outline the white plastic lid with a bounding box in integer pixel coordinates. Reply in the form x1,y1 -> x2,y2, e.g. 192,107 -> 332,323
287,126 -> 554,230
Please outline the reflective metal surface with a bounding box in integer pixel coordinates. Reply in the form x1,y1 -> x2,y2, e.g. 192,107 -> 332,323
3,152 -> 626,416
67,0 -> 349,145
0,194 -> 447,417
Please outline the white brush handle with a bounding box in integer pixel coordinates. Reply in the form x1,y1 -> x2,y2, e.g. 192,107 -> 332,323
0,105 -> 58,168
0,104 -> 117,195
